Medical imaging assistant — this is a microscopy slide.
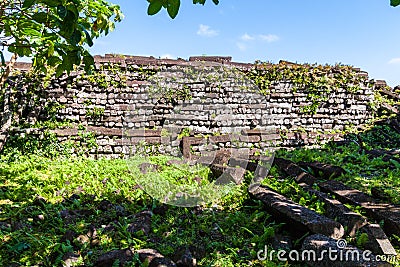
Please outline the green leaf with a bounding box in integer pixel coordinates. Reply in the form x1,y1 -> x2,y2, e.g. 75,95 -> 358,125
83,29 -> 93,47
67,49 -> 81,66
66,3 -> 79,18
57,5 -> 67,18
41,0 -> 62,7
48,56 -> 61,66
212,0 -> 219,5
0,51 -> 5,66
167,0 -> 180,19
391,0 -> 400,6
70,30 -> 82,46
22,0 -> 36,8
193,0 -> 206,5
55,64 -> 64,77
83,53 -> 94,73
32,12 -> 48,23
48,42 -> 55,57
60,11 -> 76,38
22,28 -> 42,37
148,0 -> 163,15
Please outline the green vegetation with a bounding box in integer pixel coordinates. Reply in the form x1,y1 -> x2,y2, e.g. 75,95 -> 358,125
277,124 -> 400,204
1,116 -> 400,266
246,62 -> 370,114
85,107 -> 105,120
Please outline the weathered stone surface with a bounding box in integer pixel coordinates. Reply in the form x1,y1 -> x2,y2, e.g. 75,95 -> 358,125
301,234 -> 392,267
249,185 -> 344,239
209,134 -> 232,143
300,184 -> 367,237
62,252 -> 80,267
11,55 -> 380,157
360,224 -> 397,256
319,180 -> 400,237
136,249 -> 177,267
94,248 -> 176,267
211,149 -> 231,166
125,129 -> 162,137
273,158 -> 316,185
94,248 -> 135,267
298,161 -> 346,179
139,163 -> 160,174
127,210 -> 153,236
210,164 -> 246,185
229,157 -> 258,172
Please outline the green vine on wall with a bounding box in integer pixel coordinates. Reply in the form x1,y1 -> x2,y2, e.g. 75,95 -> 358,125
81,63 -> 128,89
246,61 -> 371,114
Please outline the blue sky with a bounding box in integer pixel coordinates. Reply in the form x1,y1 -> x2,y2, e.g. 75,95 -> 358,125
88,0 -> 400,86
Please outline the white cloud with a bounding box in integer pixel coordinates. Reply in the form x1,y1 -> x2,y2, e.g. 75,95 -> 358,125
388,58 -> 400,64
241,33 -> 255,41
160,54 -> 175,59
197,24 -> 218,37
236,42 -> 247,51
259,34 -> 280,43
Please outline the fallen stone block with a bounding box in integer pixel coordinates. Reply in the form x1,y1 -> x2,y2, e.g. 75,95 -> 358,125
94,248 -> 177,267
249,185 -> 344,239
301,234 -> 392,267
319,180 -> 400,238
360,224 -> 397,256
94,248 -> 135,267
210,164 -> 246,185
300,184 -> 367,237
298,161 -> 346,179
229,157 -> 258,172
274,158 -> 316,185
136,249 -> 177,267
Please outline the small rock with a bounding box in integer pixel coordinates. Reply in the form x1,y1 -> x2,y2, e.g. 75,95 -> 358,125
136,249 -> 176,267
94,248 -> 135,267
127,210 -> 153,236
60,230 -> 78,243
75,234 -> 90,245
139,163 -> 160,174
176,249 -> 197,267
272,234 -> 293,251
62,252 -> 80,267
87,225 -> 97,239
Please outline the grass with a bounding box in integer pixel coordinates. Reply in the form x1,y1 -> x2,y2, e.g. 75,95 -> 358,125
0,124 -> 400,266
0,154 -> 291,266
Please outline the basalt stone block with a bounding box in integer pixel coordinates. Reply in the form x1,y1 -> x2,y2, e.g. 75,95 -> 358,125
319,180 -> 400,238
249,185 -> 344,239
360,224 -> 397,256
300,184 -> 367,237
273,158 -> 316,185
298,161 -> 346,179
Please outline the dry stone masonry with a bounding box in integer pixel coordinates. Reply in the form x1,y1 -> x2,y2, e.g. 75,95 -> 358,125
12,54 -> 383,158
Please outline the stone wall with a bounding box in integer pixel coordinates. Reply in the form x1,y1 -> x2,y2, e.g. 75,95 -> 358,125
12,54 -> 382,158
